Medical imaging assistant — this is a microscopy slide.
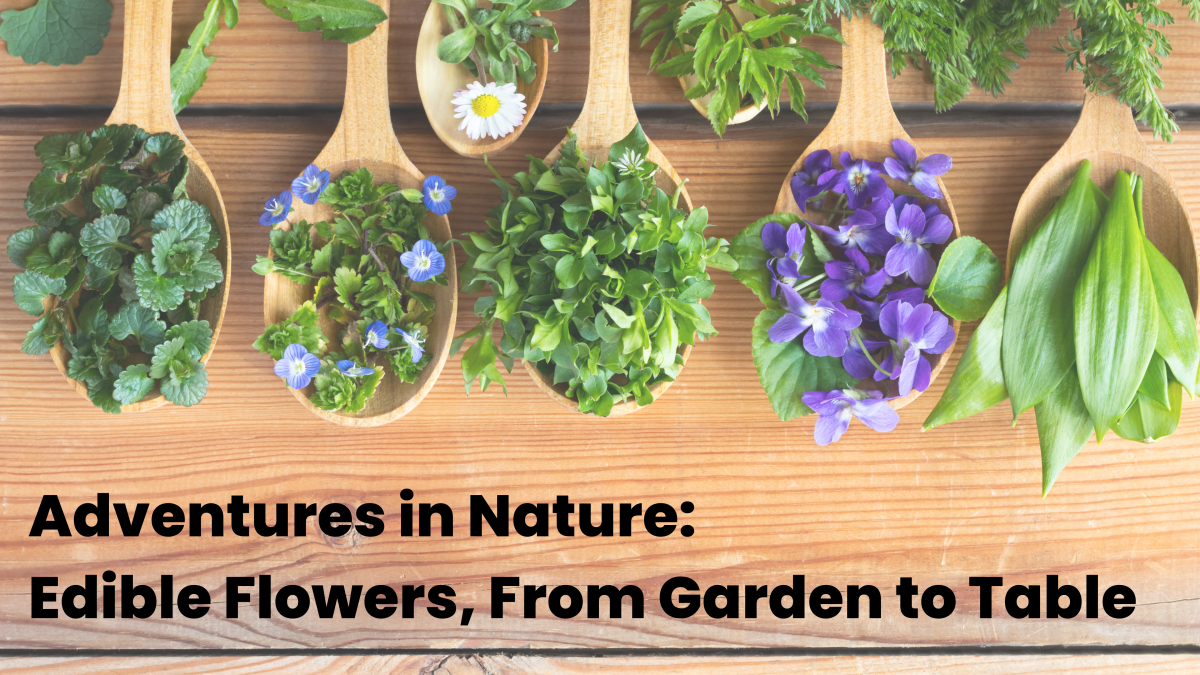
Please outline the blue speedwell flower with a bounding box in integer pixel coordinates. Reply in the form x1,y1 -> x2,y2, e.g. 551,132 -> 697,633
337,360 -> 375,377
401,239 -> 446,283
259,190 -> 292,227
292,164 -> 331,205
365,321 -> 391,349
274,343 -> 320,389
395,327 -> 425,363
422,175 -> 457,215
801,389 -> 899,446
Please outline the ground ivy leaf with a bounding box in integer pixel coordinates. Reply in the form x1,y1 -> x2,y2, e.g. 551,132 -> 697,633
0,0 -> 113,66
928,236 -> 1002,321
751,308 -> 856,421
175,252 -> 224,292
109,302 -> 167,352
88,377 -> 123,414
26,168 -> 82,214
165,319 -> 213,360
6,225 -> 52,269
113,364 -> 155,406
92,185 -> 127,215
133,254 -> 185,312
161,365 -> 208,407
13,270 -> 66,315
143,133 -> 187,173
151,198 -> 213,242
22,312 -> 65,355
79,214 -> 132,270
924,286 -> 1008,430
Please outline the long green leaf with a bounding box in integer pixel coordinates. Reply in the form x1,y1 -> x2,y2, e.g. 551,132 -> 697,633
1074,170 -> 1158,440
1144,239 -> 1200,396
170,0 -> 225,113
924,286 -> 1007,430
1137,352 -> 1170,409
1114,378 -> 1182,444
1035,367 -> 1093,497
1003,160 -> 1107,419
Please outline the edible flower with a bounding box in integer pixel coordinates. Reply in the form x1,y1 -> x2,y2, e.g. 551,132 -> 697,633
337,360 -> 375,377
761,221 -> 807,294
452,80 -> 527,140
789,149 -> 835,212
612,149 -> 647,176
292,164 -> 331,205
820,249 -> 887,303
274,343 -> 320,389
259,190 -> 292,227
815,208 -> 894,256
883,203 -> 953,286
883,139 -> 952,199
422,175 -> 457,215
401,239 -> 446,283
832,153 -> 892,210
768,284 -> 862,358
842,335 -> 890,379
801,389 -> 899,445
875,300 -> 956,397
395,327 -> 425,363
365,320 -> 391,349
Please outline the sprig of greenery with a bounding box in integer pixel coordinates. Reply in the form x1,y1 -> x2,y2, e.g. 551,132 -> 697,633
9,125 -> 223,413
454,125 -> 736,416
636,0 -> 839,136
435,0 -> 577,86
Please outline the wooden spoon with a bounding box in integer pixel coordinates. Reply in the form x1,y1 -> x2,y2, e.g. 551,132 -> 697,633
416,1 -> 549,158
262,0 -> 458,427
48,0 -> 231,413
772,15 -> 962,411
523,0 -> 694,417
1008,91 -> 1199,315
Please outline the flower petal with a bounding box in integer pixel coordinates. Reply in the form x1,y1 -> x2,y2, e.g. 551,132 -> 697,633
911,171 -> 943,199
283,343 -> 307,361
768,312 -> 806,343
917,153 -> 952,176
851,398 -> 900,432
921,214 -> 954,245
813,407 -> 852,445
761,221 -> 787,258
883,156 -> 911,182
891,138 -> 918,169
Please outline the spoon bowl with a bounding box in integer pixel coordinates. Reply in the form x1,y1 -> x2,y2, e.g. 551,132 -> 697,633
1008,92 -> 1199,315
48,0 -> 231,413
416,0 -> 549,158
773,16 -> 962,411
263,0 -> 457,427
523,0 -> 693,417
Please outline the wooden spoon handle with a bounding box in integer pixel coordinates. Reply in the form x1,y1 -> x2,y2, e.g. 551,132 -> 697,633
1062,90 -> 1146,156
317,0 -> 415,173
574,0 -> 638,148
108,0 -> 184,135
825,14 -> 904,144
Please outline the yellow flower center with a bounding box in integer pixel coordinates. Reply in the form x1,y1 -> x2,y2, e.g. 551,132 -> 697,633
472,94 -> 501,118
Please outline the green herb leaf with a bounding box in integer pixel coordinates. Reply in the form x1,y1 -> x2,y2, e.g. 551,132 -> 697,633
751,308 -> 856,421
927,236 -> 1002,322
92,185 -> 127,215
113,364 -> 155,406
133,254 -> 185,312
79,214 -> 132,270
6,226 -> 52,270
109,302 -> 167,353
161,366 -> 208,407
1074,171 -> 1158,440
170,0 -> 228,113
26,168 -> 82,214
676,0 -> 720,34
22,311 -> 65,355
1003,160 -> 1107,419
1144,239 -> 1200,396
0,0 -> 112,66
438,24 -> 477,63
1115,378 -> 1182,444
924,286 -> 1008,430
254,300 -> 325,360
165,320 -> 214,360
1035,367 -> 1093,497
12,270 -> 66,315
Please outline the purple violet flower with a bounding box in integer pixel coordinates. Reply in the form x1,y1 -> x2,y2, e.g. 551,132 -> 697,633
843,336 -> 890,380
820,249 -> 888,303
274,343 -> 320,389
874,300 -> 956,397
801,389 -> 900,446
768,284 -> 862,358
401,239 -> 446,283
761,221 -> 808,295
422,175 -> 457,215
857,286 -> 926,322
832,152 -> 893,210
292,164 -> 331,205
883,139 -> 952,199
259,190 -> 292,227
815,208 -> 895,256
883,203 -> 953,286
790,149 -> 835,212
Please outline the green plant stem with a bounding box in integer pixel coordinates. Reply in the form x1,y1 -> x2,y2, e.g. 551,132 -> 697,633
853,331 -> 894,378
115,242 -> 140,253
444,5 -> 491,84
793,273 -> 826,292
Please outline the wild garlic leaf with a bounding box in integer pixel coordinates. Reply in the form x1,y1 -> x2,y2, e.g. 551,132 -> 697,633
12,270 -> 66,315
1035,367 -> 1093,497
0,0 -> 112,66
133,254 -> 185,312
927,236 -> 1002,322
113,364 -> 155,406
1003,161 -> 1106,419
79,214 -> 131,270
1115,378 -> 1182,445
1074,170 -> 1158,440
924,286 -> 1008,431
1144,239 -> 1200,396
751,308 -> 857,421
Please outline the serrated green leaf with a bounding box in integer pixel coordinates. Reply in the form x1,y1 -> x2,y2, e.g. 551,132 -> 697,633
133,254 -> 185,312
26,168 -> 82,214
6,225 -> 52,269
113,364 -> 155,406
176,252 -> 223,292
284,0 -> 387,30
143,133 -> 187,173
151,227 -> 206,275
0,0 -> 112,66
161,366 -> 208,407
170,0 -> 227,113
12,270 -> 66,315
1003,160 -> 1107,418
751,308 -> 856,421
1035,367 -> 1093,497
110,302 -> 167,353
22,311 -> 65,355
92,185 -> 127,215
924,286 -> 1008,430
79,214 -> 132,270
928,236 -> 1002,322
1074,170 -> 1158,440
334,266 -> 364,306
675,0 -> 720,34
165,319 -> 214,360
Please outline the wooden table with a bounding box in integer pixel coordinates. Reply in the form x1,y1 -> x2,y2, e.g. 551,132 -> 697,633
3,2 -> 1200,673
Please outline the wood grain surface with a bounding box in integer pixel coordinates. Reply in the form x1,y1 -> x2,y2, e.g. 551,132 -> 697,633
4,0 -> 1200,671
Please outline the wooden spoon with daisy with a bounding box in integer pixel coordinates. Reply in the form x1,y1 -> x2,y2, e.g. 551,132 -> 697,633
261,0 -> 458,427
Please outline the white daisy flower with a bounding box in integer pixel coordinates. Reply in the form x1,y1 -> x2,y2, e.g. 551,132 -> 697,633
612,149 -> 646,175
452,81 -> 527,141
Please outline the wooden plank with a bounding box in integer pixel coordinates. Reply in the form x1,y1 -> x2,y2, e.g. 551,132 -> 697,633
3,654 -> 1200,674
3,1 -> 1200,109
2,113 -> 1200,651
